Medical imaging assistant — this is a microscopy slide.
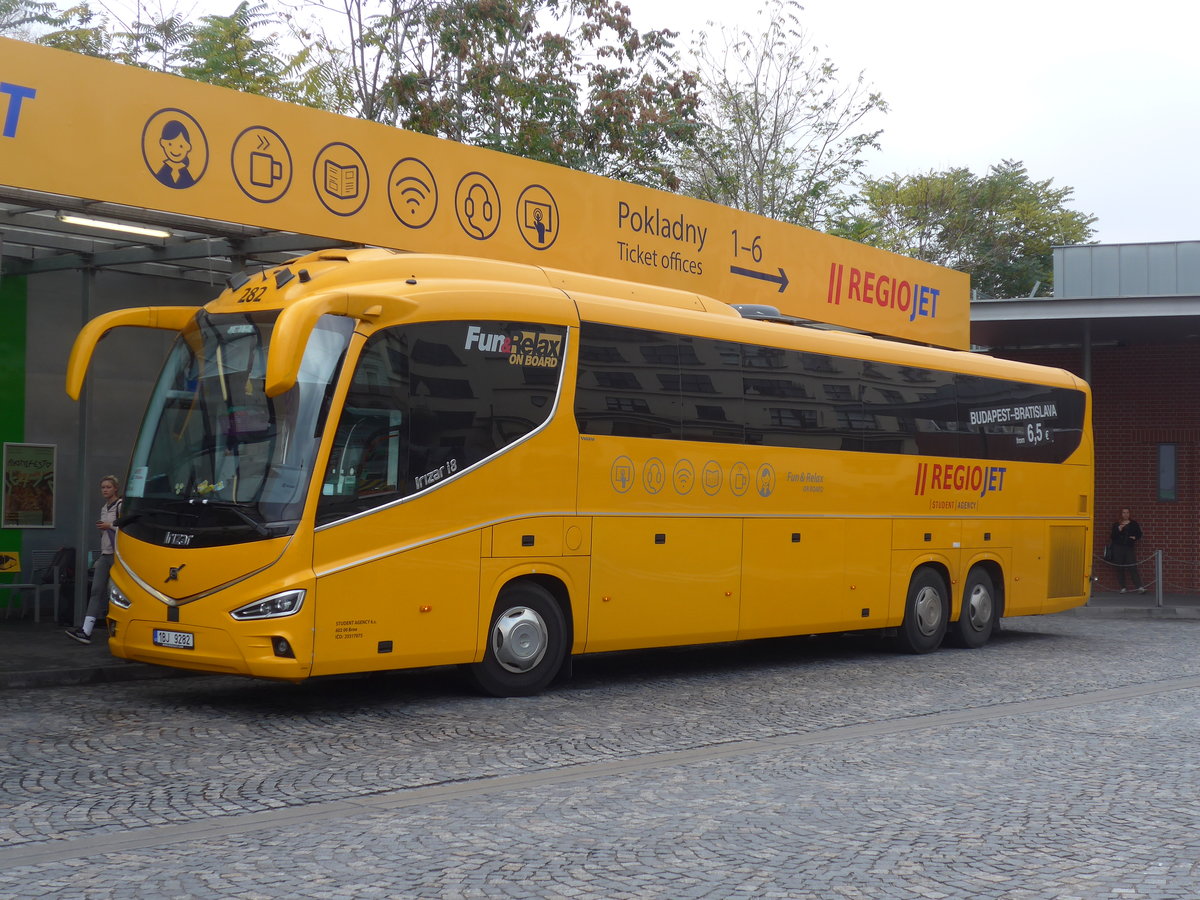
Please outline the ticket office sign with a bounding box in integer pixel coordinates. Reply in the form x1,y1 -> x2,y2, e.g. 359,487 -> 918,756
0,37 -> 970,349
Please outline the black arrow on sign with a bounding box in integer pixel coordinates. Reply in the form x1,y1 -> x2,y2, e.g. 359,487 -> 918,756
730,265 -> 789,293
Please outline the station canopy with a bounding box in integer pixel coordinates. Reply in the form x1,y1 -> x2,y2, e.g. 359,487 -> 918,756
0,185 -> 349,283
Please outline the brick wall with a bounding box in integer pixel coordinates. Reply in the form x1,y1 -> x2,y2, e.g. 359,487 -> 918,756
994,343 -> 1200,591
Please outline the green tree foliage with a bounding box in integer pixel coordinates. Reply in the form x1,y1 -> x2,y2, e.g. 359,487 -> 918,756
1,0 -> 59,37
176,3 -> 318,106
847,160 -> 1097,298
111,9 -> 195,72
1,0 -> 331,107
1,0 -> 111,55
4,0 -> 699,187
308,0 -> 701,188
677,0 -> 886,229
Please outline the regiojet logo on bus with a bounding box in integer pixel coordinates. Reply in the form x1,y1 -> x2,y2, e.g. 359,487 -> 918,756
914,462 -> 1007,499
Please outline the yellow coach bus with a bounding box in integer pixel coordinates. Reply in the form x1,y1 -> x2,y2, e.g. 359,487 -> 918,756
67,248 -> 1093,695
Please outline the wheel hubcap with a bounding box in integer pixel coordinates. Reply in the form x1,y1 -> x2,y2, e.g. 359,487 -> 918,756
914,586 -> 943,636
491,606 -> 549,673
965,583 -> 993,631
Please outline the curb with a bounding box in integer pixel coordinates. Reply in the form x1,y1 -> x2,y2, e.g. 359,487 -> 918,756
1066,606 -> 1200,620
0,663 -> 203,691
5,607 -> 1198,690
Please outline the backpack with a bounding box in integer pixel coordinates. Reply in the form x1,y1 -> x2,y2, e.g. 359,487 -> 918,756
41,546 -> 76,585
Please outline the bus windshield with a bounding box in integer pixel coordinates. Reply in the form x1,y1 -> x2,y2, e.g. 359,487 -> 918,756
122,310 -> 355,547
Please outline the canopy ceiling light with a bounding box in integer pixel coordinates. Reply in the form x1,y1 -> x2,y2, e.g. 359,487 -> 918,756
57,213 -> 172,240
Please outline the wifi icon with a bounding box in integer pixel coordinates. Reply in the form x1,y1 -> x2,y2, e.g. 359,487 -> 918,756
397,176 -> 430,210
387,158 -> 438,229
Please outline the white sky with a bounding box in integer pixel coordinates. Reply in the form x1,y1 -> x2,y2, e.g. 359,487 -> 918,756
634,0 -> 1200,245
98,0 -> 1200,244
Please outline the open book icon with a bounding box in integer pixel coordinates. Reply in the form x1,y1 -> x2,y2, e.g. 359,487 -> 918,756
325,160 -> 360,200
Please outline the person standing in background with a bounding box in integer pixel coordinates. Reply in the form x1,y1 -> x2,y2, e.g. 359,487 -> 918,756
65,476 -> 123,644
1110,507 -> 1146,594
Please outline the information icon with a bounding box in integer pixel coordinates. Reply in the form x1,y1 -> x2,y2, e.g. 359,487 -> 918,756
611,456 -> 635,494
702,461 -> 723,496
673,459 -> 695,495
141,108 -> 208,189
313,142 -> 369,216
455,172 -> 501,241
643,458 -> 666,495
516,184 -> 559,250
388,157 -> 438,229
232,126 -> 292,203
730,462 -> 751,497
756,463 -> 776,498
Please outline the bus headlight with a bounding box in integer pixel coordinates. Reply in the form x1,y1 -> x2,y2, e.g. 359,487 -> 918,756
230,589 -> 306,621
108,583 -> 131,609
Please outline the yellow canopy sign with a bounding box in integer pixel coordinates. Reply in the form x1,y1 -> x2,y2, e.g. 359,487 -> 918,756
1,37 -> 970,348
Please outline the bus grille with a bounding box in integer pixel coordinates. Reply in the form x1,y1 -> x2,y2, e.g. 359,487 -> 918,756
1048,525 -> 1087,599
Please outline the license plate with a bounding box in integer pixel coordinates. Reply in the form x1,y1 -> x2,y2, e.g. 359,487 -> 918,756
152,629 -> 194,649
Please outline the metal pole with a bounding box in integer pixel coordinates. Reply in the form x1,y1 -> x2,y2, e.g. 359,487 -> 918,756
1155,549 -> 1163,608
73,267 -> 93,626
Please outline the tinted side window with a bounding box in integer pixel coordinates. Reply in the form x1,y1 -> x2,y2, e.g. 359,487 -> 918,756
739,346 -> 865,450
861,363 -> 960,456
681,337 -> 744,443
575,323 -> 681,439
317,321 -> 565,525
957,375 -> 1085,463
805,352 -> 865,452
743,345 -> 816,448
574,321 -> 1085,463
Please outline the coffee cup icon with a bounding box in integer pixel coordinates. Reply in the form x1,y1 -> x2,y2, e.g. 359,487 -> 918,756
250,151 -> 284,187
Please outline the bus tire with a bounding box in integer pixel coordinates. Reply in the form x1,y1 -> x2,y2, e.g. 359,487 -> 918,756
948,567 -> 996,649
468,582 -> 566,697
895,568 -> 948,654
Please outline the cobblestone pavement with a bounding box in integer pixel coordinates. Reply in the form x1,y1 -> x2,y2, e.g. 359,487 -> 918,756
3,614 -> 1200,898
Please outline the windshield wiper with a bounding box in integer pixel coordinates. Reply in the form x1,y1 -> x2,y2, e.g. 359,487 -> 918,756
186,498 -> 271,537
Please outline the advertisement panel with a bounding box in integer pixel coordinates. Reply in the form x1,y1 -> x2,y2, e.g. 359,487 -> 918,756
1,37 -> 970,348
2,442 -> 55,528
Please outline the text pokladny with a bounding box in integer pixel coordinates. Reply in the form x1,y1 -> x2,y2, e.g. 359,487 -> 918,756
617,201 -> 707,276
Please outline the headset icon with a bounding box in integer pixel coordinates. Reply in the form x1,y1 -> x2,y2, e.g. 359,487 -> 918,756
464,184 -> 492,221
463,184 -> 494,237
456,173 -> 501,240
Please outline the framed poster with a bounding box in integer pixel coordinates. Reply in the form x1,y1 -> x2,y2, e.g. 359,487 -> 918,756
2,443 -> 56,528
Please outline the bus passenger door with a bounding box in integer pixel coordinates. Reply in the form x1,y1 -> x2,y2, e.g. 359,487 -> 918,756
586,517 -> 741,652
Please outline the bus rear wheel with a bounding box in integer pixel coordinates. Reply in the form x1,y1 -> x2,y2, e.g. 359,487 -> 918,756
895,568 -> 948,654
468,582 -> 566,697
948,567 -> 996,649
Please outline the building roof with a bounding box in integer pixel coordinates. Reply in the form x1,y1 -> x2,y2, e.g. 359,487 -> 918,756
971,242 -> 1200,350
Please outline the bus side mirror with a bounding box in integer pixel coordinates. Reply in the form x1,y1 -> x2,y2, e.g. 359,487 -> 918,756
66,306 -> 199,400
266,291 -> 414,397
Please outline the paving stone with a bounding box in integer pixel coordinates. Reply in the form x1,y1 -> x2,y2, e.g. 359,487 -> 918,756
2,616 -> 1199,897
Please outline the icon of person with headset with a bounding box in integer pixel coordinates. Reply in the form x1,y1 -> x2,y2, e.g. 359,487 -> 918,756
463,183 -> 495,238
456,174 -> 501,240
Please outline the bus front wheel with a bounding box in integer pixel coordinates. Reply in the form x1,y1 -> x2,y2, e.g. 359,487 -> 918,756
468,582 -> 566,697
896,568 -> 948,654
948,567 -> 996,649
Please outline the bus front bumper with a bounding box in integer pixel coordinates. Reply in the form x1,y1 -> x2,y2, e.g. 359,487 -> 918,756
108,615 -> 311,681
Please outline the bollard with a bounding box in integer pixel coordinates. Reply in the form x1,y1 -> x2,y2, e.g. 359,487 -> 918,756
1155,549 -> 1163,608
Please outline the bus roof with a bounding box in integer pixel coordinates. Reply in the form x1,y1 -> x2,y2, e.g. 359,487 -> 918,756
203,249 -> 1083,397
